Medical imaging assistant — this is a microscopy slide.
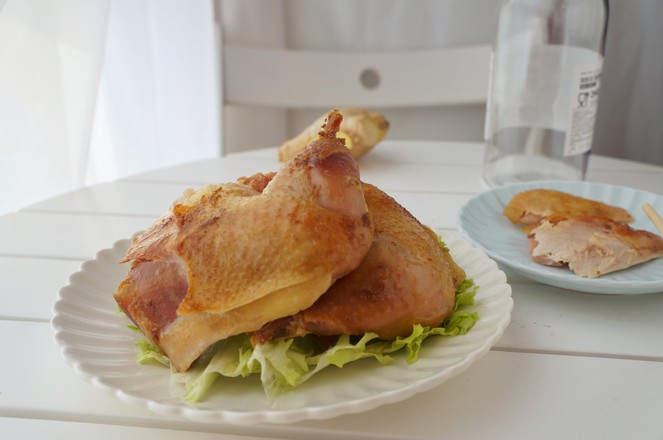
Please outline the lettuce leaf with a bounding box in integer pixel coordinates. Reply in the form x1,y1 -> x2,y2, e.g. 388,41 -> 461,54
135,339 -> 170,367
162,277 -> 479,402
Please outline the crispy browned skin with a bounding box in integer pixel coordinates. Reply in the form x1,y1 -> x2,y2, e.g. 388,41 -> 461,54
528,215 -> 663,278
114,110 -> 374,371
252,183 -> 466,344
504,189 -> 634,231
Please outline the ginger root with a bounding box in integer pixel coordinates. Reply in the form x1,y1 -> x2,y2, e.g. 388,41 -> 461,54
278,108 -> 389,162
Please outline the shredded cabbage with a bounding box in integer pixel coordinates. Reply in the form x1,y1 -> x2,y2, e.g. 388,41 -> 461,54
134,277 -> 479,401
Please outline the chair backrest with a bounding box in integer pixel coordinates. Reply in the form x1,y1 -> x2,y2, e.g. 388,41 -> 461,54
220,43 -> 491,155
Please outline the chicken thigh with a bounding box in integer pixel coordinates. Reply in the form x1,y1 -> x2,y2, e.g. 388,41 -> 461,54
253,183 -> 466,343
114,110 -> 374,371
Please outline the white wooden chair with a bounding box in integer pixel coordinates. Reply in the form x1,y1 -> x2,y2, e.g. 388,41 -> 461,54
219,42 -> 491,155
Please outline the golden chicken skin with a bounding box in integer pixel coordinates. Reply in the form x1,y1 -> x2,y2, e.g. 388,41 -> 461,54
253,183 -> 466,344
114,110 -> 374,372
504,189 -> 634,232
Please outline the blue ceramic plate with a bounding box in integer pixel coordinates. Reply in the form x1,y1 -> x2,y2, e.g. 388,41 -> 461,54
458,181 -> 663,294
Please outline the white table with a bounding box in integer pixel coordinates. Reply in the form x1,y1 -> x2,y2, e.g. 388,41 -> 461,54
2,141 -> 663,439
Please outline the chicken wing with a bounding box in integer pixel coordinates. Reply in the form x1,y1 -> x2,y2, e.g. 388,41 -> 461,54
528,215 -> 663,277
114,110 -> 374,371
252,183 -> 466,343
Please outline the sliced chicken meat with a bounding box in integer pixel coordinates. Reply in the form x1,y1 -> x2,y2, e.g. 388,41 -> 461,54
529,215 -> 663,278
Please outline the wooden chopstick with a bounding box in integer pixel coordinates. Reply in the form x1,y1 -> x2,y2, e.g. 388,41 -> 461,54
643,203 -> 663,235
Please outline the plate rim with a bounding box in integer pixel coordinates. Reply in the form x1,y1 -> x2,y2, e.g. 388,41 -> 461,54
51,232 -> 513,424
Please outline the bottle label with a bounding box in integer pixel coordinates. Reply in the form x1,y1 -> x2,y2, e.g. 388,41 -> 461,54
564,61 -> 602,156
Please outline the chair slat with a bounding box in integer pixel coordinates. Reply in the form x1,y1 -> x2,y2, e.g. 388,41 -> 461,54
223,45 -> 490,108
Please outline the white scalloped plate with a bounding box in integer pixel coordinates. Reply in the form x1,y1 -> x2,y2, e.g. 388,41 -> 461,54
51,232 -> 512,425
458,181 -> 663,294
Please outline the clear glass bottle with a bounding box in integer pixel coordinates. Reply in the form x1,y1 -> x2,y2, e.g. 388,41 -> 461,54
482,0 -> 609,187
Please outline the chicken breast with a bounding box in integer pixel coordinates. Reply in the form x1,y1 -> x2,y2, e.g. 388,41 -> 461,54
114,110 -> 374,371
504,189 -> 634,231
528,215 -> 663,278
252,183 -> 466,343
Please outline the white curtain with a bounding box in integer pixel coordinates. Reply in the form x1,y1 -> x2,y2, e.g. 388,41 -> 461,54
0,0 -> 219,215
0,0 -> 109,214
88,0 -> 220,185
